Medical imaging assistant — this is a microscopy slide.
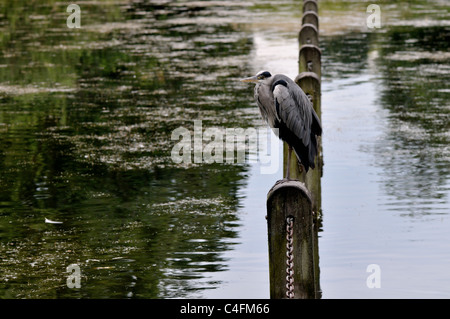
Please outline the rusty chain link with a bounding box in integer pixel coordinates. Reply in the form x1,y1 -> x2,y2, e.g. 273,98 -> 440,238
286,216 -> 294,299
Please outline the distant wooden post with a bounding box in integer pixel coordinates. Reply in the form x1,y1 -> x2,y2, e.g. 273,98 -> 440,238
299,45 -> 321,79
302,12 -> 319,29
299,24 -> 318,46
283,45 -> 321,189
295,72 -> 322,212
297,0 -> 322,297
303,0 -> 318,13
267,180 -> 315,299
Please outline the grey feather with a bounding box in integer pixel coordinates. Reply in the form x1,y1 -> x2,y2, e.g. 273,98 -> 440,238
252,72 -> 322,171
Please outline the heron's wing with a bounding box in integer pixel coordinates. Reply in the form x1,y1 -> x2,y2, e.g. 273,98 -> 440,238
272,80 -> 314,147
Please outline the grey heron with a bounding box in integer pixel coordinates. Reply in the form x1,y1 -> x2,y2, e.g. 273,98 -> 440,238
241,70 -> 322,179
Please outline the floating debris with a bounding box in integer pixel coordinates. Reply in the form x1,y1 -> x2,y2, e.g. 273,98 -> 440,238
44,218 -> 63,224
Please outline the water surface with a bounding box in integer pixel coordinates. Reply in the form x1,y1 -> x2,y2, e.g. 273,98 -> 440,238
0,0 -> 449,298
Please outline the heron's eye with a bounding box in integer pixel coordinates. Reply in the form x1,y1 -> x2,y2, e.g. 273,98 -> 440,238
257,75 -> 264,80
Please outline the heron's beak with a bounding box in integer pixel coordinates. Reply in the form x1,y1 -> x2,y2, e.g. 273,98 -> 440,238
240,76 -> 259,83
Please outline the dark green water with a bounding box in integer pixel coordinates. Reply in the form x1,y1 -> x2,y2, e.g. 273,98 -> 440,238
0,0 -> 449,298
0,0 -> 259,298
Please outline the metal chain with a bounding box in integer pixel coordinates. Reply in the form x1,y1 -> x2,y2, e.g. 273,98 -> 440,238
286,216 -> 294,299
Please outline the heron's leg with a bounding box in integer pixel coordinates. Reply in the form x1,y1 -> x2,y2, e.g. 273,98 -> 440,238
286,145 -> 292,180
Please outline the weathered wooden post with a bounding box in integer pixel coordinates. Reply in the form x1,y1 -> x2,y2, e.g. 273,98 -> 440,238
298,1 -> 322,211
295,72 -> 322,212
268,0 -> 322,299
303,0 -> 318,13
299,45 -> 321,79
302,11 -> 319,29
296,71 -> 322,298
283,1 -> 321,186
297,0 -> 322,298
299,23 -> 319,46
267,180 -> 315,299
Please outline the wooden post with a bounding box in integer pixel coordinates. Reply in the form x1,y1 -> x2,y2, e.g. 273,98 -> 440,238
283,45 -> 321,187
303,0 -> 318,13
302,12 -> 319,29
269,0 -> 322,300
298,0 -> 322,298
295,72 -> 322,212
299,24 -> 319,46
299,45 -> 321,79
267,180 -> 316,299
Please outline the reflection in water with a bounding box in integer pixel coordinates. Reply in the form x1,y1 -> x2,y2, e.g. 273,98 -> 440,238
321,24 -> 449,218
319,0 -> 449,298
375,25 -> 449,217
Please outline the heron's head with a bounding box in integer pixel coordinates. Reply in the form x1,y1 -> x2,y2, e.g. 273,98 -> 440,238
240,70 -> 272,84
